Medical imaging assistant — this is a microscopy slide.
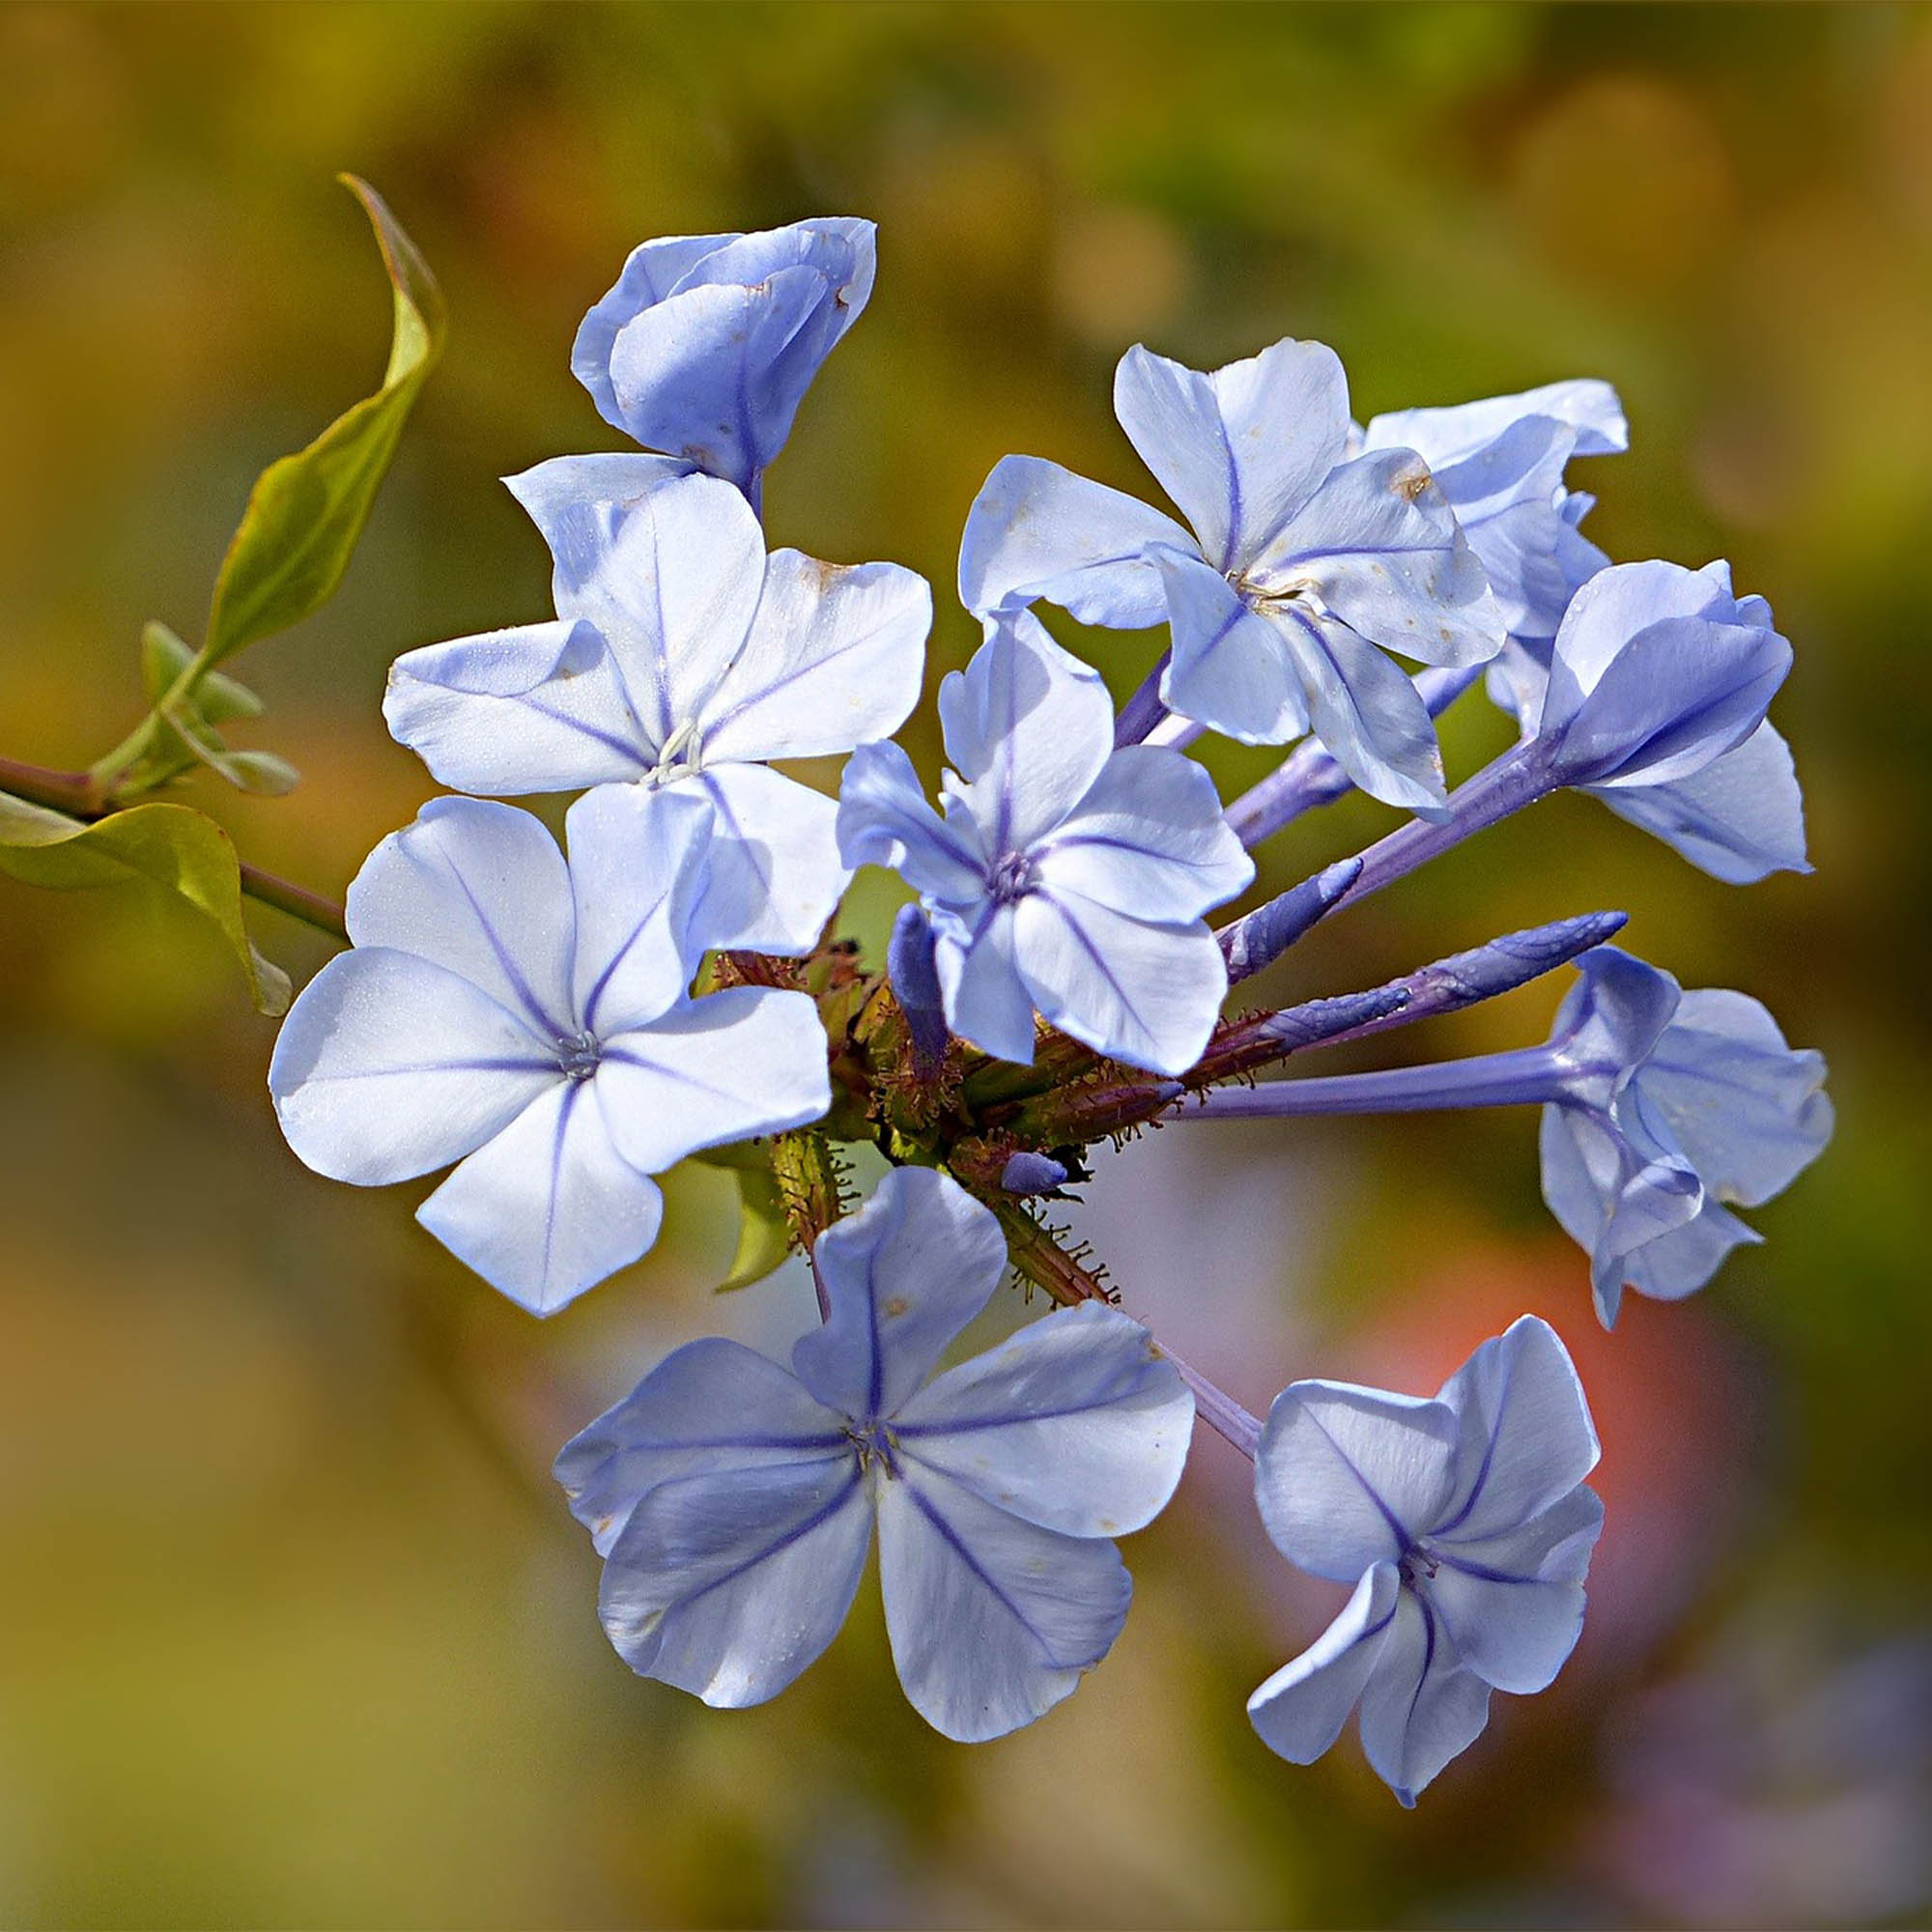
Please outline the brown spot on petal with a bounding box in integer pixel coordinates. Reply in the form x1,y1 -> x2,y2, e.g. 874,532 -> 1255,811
1392,461 -> 1433,503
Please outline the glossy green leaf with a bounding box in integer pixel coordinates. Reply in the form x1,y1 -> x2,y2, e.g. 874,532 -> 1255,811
0,791 -> 291,1014
198,175 -> 445,670
715,1160 -> 795,1292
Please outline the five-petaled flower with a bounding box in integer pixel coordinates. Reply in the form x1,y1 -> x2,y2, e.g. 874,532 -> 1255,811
1539,946 -> 1833,1326
1248,1316 -> 1604,1805
269,791 -> 831,1315
957,337 -> 1503,809
384,469 -> 931,954
554,1166 -> 1195,1741
838,609 -> 1255,1074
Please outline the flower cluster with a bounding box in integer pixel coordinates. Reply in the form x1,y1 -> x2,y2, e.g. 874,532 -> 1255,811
269,215 -> 1831,1801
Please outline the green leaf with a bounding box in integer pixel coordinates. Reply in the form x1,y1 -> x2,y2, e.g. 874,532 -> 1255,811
144,624 -> 266,724
140,620 -> 195,701
198,175 -> 446,671
715,1160 -> 795,1292
158,698 -> 301,796
0,792 -> 291,1015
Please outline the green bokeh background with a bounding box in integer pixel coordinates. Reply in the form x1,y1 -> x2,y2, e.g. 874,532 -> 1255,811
3,5 -> 1927,1925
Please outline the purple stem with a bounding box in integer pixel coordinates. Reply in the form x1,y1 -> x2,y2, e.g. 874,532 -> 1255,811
1215,738 -> 1557,978
1114,650 -> 1173,748
1162,1349 -> 1263,1459
1186,1041 -> 1573,1120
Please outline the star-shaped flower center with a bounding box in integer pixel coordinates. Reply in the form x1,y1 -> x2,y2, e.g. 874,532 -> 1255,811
987,849 -> 1039,905
554,1030 -> 604,1081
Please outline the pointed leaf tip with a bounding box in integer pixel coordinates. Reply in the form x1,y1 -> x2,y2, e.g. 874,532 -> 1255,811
199,177 -> 446,671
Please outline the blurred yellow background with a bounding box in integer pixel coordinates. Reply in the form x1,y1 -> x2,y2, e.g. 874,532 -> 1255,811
2,5 -> 1927,1925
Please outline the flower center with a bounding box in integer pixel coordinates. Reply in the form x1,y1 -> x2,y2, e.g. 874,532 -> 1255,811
988,850 -> 1039,905
1398,1548 -> 1441,1591
846,1421 -> 903,1479
645,716 -> 705,785
555,1031 -> 604,1081
1245,571 -> 1327,618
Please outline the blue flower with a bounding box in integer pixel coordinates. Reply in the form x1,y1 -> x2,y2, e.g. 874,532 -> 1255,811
571,218 -> 876,497
554,1166 -> 1194,1741
1539,947 -> 1833,1326
1492,560 -> 1807,885
268,792 -> 831,1316
957,339 -> 1502,809
1532,558 -> 1793,792
1248,1316 -> 1603,1806
838,611 -> 1255,1074
384,469 -> 930,953
1359,377 -> 1627,643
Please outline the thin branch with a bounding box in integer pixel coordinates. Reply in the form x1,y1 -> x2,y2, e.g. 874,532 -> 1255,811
3,752 -> 349,942
237,861 -> 349,941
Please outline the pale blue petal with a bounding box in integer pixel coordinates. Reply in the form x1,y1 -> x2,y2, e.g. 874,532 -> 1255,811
792,1166 -> 1009,1422
593,985 -> 830,1176
1604,1092 -> 1708,1271
1113,338 -> 1349,574
933,900 -> 1037,1065
1538,1101 -> 1608,1276
1432,1317 -> 1601,1546
1543,559 -> 1732,697
957,455 -> 1186,625
1427,417 -> 1580,640
1539,1099 -> 1703,1327
1363,379 -> 1628,469
1250,450 -> 1503,668
638,218 -> 874,480
1590,723 -> 1810,884
1152,547 -> 1309,745
1248,1563 -> 1401,1765
384,620 -> 650,793
895,1302 -> 1194,1536
269,950 -> 556,1184
699,550 -> 930,762
1547,615 -> 1792,788
838,740 -> 987,901
1032,745 -> 1254,920
345,795 -> 576,1035
877,1461 -> 1132,1742
502,453 -> 697,574
564,784 -> 715,1034
572,230 -> 741,432
1356,1589 -> 1493,1806
555,1336 -> 850,1554
938,611 -> 1115,850
1617,1198 -> 1760,1303
1255,1381 -> 1461,1582
598,1457 -> 872,1705
1424,1487 -> 1604,1694
688,764 -> 848,956
1273,604 -> 1449,811
415,1077 -> 664,1316
1639,988 -> 1833,1208
553,473 -> 766,746
604,272 -> 835,487
1552,946 -> 1683,1086
1486,637 -> 1551,731
1013,887 -> 1228,1076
